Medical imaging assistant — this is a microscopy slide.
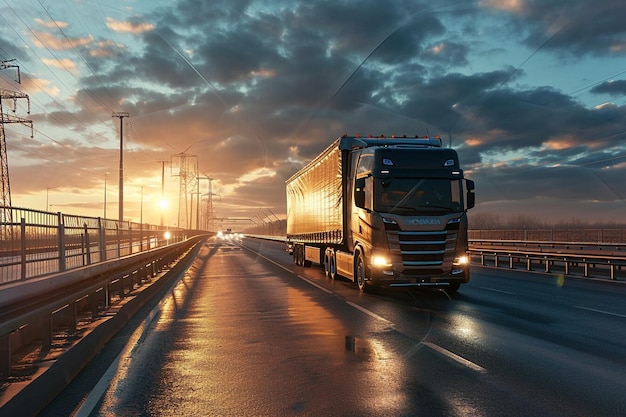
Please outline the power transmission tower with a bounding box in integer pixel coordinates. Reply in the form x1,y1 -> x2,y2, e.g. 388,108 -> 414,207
171,150 -> 197,229
1,60 -> 33,239
196,175 -> 213,230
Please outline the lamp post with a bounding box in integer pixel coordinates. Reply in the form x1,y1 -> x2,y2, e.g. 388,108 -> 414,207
112,112 -> 129,223
104,172 -> 109,219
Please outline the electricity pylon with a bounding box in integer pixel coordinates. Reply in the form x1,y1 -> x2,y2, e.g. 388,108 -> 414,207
171,149 -> 197,229
1,60 -> 33,239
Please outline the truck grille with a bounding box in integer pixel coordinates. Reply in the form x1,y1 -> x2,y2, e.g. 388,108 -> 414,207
387,228 -> 458,276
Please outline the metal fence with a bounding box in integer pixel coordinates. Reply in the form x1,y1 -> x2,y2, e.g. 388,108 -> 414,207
0,206 -> 186,285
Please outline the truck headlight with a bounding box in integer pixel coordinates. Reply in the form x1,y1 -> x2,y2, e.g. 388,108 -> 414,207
453,255 -> 469,266
371,255 -> 392,268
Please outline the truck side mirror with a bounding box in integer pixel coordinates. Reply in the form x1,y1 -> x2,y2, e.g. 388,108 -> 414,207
466,179 -> 475,209
355,177 -> 365,208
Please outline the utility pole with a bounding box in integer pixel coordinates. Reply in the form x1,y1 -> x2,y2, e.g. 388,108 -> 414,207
157,159 -> 170,226
197,175 -> 212,230
112,112 -> 129,223
1,59 -> 33,239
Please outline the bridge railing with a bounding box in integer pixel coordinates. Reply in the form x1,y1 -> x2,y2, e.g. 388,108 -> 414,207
469,239 -> 626,281
0,206 -> 186,285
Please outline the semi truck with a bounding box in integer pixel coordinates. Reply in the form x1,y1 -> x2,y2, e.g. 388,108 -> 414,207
286,134 -> 475,292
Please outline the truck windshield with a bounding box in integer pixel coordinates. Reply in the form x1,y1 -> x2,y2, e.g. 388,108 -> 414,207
375,178 -> 462,214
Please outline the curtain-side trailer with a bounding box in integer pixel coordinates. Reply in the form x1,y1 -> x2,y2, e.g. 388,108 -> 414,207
286,134 -> 475,292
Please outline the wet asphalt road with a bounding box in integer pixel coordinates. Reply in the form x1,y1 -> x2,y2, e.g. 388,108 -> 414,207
40,237 -> 626,416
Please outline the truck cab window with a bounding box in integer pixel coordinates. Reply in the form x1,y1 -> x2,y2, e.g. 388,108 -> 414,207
375,178 -> 461,213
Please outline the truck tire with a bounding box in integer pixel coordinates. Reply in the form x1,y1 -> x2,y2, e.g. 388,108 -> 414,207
324,250 -> 337,280
294,245 -> 302,266
355,253 -> 368,292
324,252 -> 331,277
329,252 -> 338,280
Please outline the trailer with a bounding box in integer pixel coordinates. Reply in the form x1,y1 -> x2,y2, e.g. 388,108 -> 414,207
286,134 -> 475,292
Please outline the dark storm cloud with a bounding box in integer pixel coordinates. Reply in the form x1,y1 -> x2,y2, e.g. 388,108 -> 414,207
591,80 -> 626,96
490,0 -> 626,57
472,163 -> 626,203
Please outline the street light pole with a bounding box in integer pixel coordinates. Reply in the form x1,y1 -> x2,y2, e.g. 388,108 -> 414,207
112,112 -> 129,223
104,172 -> 108,219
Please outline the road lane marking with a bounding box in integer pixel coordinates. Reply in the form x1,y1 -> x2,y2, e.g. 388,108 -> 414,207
574,306 -> 626,318
297,275 -> 334,294
420,341 -> 487,373
243,243 -> 389,320
345,301 -> 392,323
479,286 -> 515,295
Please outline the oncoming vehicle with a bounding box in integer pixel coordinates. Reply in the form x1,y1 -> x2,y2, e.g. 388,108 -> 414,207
285,134 -> 475,292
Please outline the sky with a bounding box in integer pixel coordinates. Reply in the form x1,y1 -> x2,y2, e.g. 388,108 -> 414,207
0,0 -> 625,230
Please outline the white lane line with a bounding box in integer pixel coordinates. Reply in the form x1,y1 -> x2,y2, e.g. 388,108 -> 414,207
421,341 -> 487,374
243,244 -> 387,319
479,286 -> 515,295
297,275 -> 334,294
574,306 -> 626,318
345,301 -> 392,323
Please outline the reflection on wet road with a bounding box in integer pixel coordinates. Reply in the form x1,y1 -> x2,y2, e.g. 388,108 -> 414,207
62,237 -> 626,416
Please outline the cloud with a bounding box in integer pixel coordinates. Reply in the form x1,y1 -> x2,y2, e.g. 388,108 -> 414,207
41,57 -> 77,73
30,30 -> 93,50
591,80 -> 626,96
34,18 -> 68,29
481,0 -> 626,57
105,17 -> 154,34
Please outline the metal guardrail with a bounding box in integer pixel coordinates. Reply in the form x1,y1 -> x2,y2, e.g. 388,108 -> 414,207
0,205 -> 187,285
0,236 -> 205,378
250,235 -> 626,282
469,240 -> 626,281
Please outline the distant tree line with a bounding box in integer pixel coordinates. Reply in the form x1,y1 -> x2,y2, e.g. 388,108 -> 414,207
469,212 -> 626,230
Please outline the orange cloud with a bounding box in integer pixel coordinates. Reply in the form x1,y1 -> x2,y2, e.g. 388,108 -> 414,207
90,40 -> 126,57
34,18 -> 68,29
465,137 -> 484,146
544,139 -> 572,150
21,77 -> 60,96
31,31 -> 93,50
105,17 -> 154,33
41,58 -> 77,73
479,0 -> 525,13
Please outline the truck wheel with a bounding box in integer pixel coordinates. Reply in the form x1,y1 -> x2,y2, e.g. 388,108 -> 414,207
294,246 -> 303,266
324,253 -> 331,277
355,253 -> 368,292
329,252 -> 337,280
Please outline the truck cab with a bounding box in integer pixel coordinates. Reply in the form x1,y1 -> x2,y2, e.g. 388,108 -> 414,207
345,136 -> 474,292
